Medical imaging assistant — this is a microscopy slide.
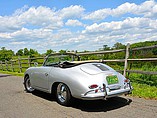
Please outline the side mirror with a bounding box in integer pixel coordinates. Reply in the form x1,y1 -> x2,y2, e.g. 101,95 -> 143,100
34,62 -> 38,67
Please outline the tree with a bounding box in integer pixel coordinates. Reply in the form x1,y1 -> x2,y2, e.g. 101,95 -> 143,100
16,49 -> 23,56
45,49 -> 55,55
24,48 -> 29,56
59,50 -> 66,54
0,47 -> 14,61
1,47 -> 6,50
103,45 -> 110,50
29,49 -> 39,57
113,42 -> 125,49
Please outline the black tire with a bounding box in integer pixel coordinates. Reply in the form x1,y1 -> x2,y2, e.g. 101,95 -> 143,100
24,75 -> 35,93
56,83 -> 72,106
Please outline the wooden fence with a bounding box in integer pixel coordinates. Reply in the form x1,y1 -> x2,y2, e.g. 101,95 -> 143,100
77,44 -> 157,76
0,44 -> 157,77
0,56 -> 46,73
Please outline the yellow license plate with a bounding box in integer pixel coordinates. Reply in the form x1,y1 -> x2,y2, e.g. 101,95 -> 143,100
106,75 -> 119,85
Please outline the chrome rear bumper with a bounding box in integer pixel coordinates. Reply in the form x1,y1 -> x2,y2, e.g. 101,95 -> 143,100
81,83 -> 133,100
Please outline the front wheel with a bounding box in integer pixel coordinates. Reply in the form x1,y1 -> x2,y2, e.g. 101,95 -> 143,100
56,83 -> 71,106
24,76 -> 35,93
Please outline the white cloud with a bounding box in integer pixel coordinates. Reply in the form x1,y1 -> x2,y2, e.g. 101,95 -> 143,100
10,28 -> 53,41
83,8 -> 111,21
0,33 -> 12,39
10,41 -> 26,45
58,5 -> 85,19
13,5 -> 29,16
83,0 -> 157,21
112,2 -> 136,16
19,6 -> 63,29
135,0 -> 156,16
83,17 -> 157,34
0,6 -> 63,32
80,17 -> 157,49
65,19 -> 84,26
0,5 -> 85,33
0,16 -> 24,32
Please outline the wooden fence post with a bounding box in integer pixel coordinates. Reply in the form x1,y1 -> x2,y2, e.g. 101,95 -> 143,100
28,56 -> 31,67
10,60 -> 14,72
5,60 -> 8,71
123,43 -> 130,77
18,57 -> 22,73
0,61 -> 3,71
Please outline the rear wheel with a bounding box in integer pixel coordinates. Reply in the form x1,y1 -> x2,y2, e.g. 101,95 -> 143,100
56,83 -> 71,106
24,76 -> 35,93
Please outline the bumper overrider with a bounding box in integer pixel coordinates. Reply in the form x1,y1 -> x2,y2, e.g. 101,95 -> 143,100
81,82 -> 133,100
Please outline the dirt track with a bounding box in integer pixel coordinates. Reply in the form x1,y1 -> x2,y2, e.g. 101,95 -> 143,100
0,73 -> 157,118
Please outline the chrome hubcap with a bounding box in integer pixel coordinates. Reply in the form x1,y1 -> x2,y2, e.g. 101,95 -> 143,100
57,83 -> 67,103
26,78 -> 34,92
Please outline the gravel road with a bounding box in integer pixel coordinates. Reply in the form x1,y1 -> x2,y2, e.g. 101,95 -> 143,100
0,73 -> 157,118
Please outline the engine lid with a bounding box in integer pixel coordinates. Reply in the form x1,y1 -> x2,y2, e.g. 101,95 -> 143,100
80,63 -> 111,75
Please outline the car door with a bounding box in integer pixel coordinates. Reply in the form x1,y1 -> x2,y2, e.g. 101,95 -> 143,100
31,66 -> 52,91
31,54 -> 60,90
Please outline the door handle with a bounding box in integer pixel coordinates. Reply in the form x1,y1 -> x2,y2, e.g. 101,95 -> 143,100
45,73 -> 48,76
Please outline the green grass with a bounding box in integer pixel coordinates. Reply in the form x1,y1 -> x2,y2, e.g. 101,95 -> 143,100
0,70 -> 24,76
131,82 -> 157,99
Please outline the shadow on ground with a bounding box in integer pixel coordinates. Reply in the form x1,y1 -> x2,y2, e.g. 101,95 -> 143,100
32,90 -> 56,101
0,74 -> 11,78
32,90 -> 132,112
71,97 -> 132,112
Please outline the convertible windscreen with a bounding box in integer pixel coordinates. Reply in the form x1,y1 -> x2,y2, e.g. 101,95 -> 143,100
44,54 -> 111,69
44,54 -> 80,67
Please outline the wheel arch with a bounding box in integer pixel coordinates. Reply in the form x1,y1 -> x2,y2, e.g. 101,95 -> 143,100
23,73 -> 35,93
51,82 -> 59,96
51,82 -> 72,97
24,74 -> 29,81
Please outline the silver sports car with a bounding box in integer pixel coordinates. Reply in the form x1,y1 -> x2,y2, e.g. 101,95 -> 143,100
24,53 -> 133,106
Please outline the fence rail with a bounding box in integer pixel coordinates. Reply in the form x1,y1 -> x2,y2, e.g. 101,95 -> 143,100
77,49 -> 125,56
126,70 -> 157,75
0,44 -> 157,77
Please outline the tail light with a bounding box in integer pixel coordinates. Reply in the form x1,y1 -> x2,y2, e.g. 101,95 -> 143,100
89,84 -> 98,89
124,79 -> 129,83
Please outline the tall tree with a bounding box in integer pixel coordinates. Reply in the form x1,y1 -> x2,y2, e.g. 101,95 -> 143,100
1,47 -> 6,50
103,45 -> 110,50
46,49 -> 55,55
16,49 -> 23,56
113,42 -> 125,49
24,48 -> 29,56
0,47 -> 14,61
29,49 -> 39,57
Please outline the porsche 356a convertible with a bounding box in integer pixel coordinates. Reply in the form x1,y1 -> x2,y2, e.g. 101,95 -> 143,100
24,53 -> 132,106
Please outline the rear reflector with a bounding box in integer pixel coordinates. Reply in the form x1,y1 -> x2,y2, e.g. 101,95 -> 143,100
124,79 -> 129,83
89,84 -> 98,89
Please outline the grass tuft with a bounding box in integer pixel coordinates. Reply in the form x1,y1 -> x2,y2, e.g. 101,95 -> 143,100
0,70 -> 24,76
130,82 -> 157,99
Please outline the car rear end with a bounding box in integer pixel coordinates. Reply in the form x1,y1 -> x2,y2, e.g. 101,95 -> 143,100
79,63 -> 133,100
104,73 -> 132,99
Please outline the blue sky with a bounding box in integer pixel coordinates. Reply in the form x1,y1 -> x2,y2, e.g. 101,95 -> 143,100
0,0 -> 157,53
